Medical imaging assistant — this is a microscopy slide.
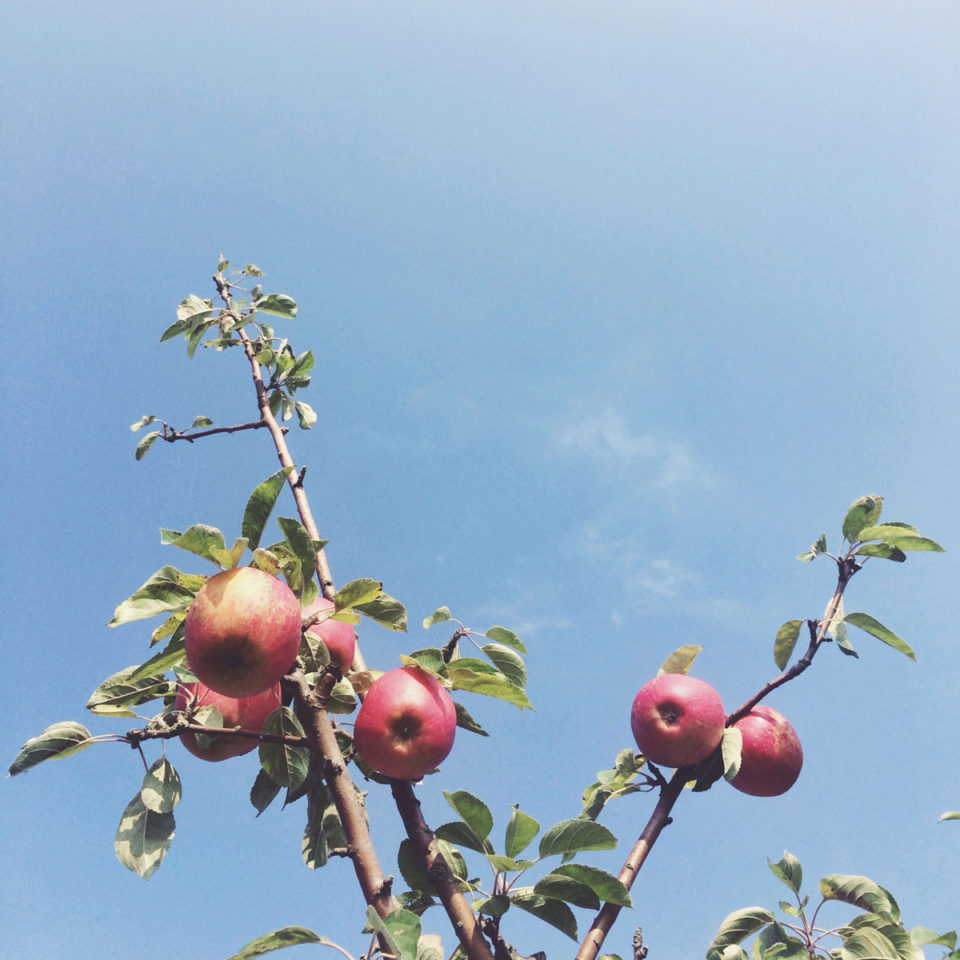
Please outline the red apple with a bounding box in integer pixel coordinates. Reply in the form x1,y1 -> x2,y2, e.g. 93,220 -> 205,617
301,596 -> 356,671
631,673 -> 726,767
174,681 -> 280,762
353,665 -> 457,779
184,566 -> 302,697
729,704 -> 803,797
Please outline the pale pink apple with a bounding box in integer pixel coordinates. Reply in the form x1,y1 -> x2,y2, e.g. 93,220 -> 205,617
729,704 -> 803,797
174,681 -> 281,762
353,665 -> 457,779
184,566 -> 301,697
631,673 -> 726,767
301,596 -> 356,671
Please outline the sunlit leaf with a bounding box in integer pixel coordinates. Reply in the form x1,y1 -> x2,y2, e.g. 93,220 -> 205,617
658,644 -> 702,676
843,612 -> 916,660
939,811 -> 960,822
423,607 -> 452,628
484,625 -> 527,653
160,524 -> 233,568
767,850 -> 802,894
86,666 -> 175,717
135,430 -> 161,460
131,415 -> 157,431
223,927 -> 327,960
721,726 -> 742,781
538,819 -> 616,858
444,790 -> 493,840
481,643 -> 527,687
706,906 -> 776,953
505,804 -> 540,859
446,662 -> 532,709
141,758 -> 181,814
256,293 -> 298,318
366,907 -> 421,960
547,864 -> 632,906
335,578 -> 383,610
109,566 -> 207,626
354,594 -> 408,632
842,495 -> 883,542
8,721 -> 93,776
114,791 -> 175,879
294,401 -> 317,429
819,875 -> 899,919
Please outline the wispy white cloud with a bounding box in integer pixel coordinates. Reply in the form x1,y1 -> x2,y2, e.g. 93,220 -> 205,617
554,406 -> 714,493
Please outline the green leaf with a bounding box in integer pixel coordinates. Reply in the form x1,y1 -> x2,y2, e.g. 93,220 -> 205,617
423,607 -> 452,628
446,662 -> 532,709
505,805 -> 540,858
854,542 -> 907,562
911,927 -> 958,949
843,612 -> 916,661
366,907 -> 421,960
857,524 -> 944,552
839,927 -> 899,959
276,516 -> 321,583
481,643 -> 527,687
86,666 -> 175,717
294,401 -> 317,429
241,468 -> 295,551
326,678 -> 357,715
141,758 -> 182,814
767,851 -> 802,894
256,293 -> 298,318
160,524 -> 235,568
335,578 -> 383,610
773,621 -> 803,670
754,922 -> 808,960
135,430 -> 161,460
819,875 -> 899,919
354,594 -> 408,632
658,644 -> 702,676
417,933 -> 445,960
109,566 -> 207,626
484,625 -> 527,654
547,864 -> 632,906
127,631 -> 186,684
250,768 -> 282,816
509,891 -> 578,940
796,551 -> 816,563
444,790 -> 493,840
131,415 -> 157,431
454,701 -> 489,737
475,895 -> 511,917
538,819 -> 616,858
435,820 -> 492,854
191,415 -> 213,428
939,811 -> 960,822
533,874 -> 599,909
114,791 -> 175,879
223,927 -> 327,960
8,721 -> 93,776
706,907 -> 776,953
401,649 -> 446,674
258,708 -> 310,790
721,726 -> 742,781
176,293 -> 215,327
842,495 -> 884,542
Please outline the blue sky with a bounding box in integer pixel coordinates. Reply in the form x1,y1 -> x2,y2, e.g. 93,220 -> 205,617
3,3 -> 959,959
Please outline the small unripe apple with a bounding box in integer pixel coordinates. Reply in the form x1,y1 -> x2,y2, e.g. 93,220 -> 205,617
174,681 -> 280,762
729,704 -> 803,797
301,596 -> 356,671
353,665 -> 457,780
631,673 -> 726,767
184,566 -> 302,697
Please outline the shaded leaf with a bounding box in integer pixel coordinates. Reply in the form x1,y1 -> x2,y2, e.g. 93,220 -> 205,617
354,594 -> 408,632
538,819 -> 616,858
224,927 -> 326,960
256,293 -> 298,318
843,612 -> 916,661
454,702 -> 489,737
128,630 -> 186,683
533,874 -> 599,909
160,524 -> 232,568
336,578 -> 383,609
276,516 -> 321,582
773,621 -> 802,670
510,891 -> 578,940
658,644 -> 702,676
114,792 -> 175,879
366,907 -> 421,960
476,895 -> 511,917
911,928 -> 958,949
481,643 -> 527,688
241,467 -> 294,551
8,721 -> 93,776
505,805 -> 540,859
258,708 -> 309,790
446,663 -> 532,710
250,768 -> 282,816
855,543 -> 907,562
401,649 -> 445,674
838,927 -> 899,960
435,820 -> 492,854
